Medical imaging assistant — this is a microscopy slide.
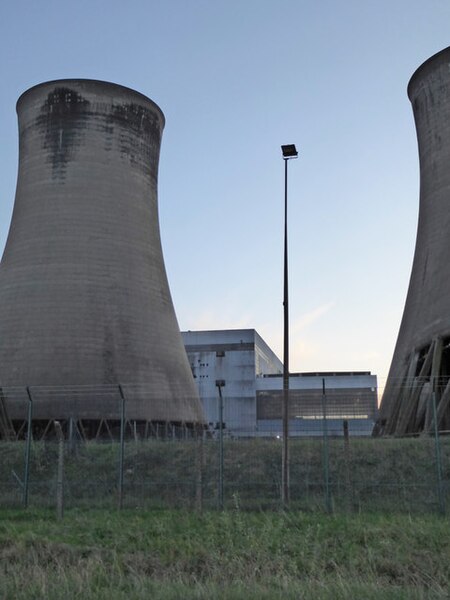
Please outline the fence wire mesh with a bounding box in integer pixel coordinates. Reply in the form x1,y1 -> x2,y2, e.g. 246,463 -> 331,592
0,382 -> 449,515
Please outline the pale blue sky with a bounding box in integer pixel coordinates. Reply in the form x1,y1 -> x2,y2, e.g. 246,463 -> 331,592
1,1 -> 449,389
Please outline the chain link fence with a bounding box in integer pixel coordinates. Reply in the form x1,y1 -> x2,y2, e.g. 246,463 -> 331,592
0,382 -> 448,515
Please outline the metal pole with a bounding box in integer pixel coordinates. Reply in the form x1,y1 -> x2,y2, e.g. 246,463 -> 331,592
217,382 -> 224,510
54,421 -> 64,520
431,380 -> 445,515
195,424 -> 204,513
68,417 -> 74,454
343,419 -> 352,512
118,384 -> 126,510
321,378 -> 332,513
23,387 -> 33,508
282,156 -> 290,508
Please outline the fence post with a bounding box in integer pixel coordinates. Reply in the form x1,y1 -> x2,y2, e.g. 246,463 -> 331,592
216,380 -> 225,510
431,380 -> 445,515
68,417 -> 75,454
195,424 -> 204,513
23,387 -> 33,508
54,421 -> 64,520
118,385 -> 126,510
343,419 -> 352,512
321,378 -> 332,513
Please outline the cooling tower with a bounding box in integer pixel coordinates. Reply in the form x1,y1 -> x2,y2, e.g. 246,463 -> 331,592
0,79 -> 204,429
379,47 -> 450,435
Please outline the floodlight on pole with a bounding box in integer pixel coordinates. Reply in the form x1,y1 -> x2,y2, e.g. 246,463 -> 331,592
281,144 -> 298,159
281,143 -> 298,508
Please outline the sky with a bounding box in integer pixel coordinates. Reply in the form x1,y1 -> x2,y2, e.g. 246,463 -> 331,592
0,0 -> 449,392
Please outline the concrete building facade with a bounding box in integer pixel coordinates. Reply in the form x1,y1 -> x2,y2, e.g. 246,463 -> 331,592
183,329 -> 378,436
257,372 -> 378,437
182,329 -> 283,434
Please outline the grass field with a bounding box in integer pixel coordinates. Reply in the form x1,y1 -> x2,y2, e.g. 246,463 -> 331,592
2,437 -> 449,598
1,508 -> 449,599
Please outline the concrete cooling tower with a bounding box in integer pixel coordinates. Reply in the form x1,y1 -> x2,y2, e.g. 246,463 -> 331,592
0,79 -> 204,434
379,47 -> 450,435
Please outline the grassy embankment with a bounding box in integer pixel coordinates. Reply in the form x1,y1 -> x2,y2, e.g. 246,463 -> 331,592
1,508 -> 450,599
1,436 -> 449,512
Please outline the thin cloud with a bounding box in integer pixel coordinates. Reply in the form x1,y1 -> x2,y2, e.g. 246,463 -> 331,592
292,302 -> 335,332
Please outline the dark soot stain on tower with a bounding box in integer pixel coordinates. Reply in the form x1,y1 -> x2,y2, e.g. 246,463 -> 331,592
0,79 -> 204,424
379,47 -> 450,435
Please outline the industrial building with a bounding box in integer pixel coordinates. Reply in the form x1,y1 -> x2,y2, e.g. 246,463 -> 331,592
182,329 -> 283,435
0,79 -> 204,435
380,46 -> 450,435
182,329 -> 378,436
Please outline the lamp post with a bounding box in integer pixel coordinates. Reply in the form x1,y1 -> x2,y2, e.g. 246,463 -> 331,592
281,143 -> 298,507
